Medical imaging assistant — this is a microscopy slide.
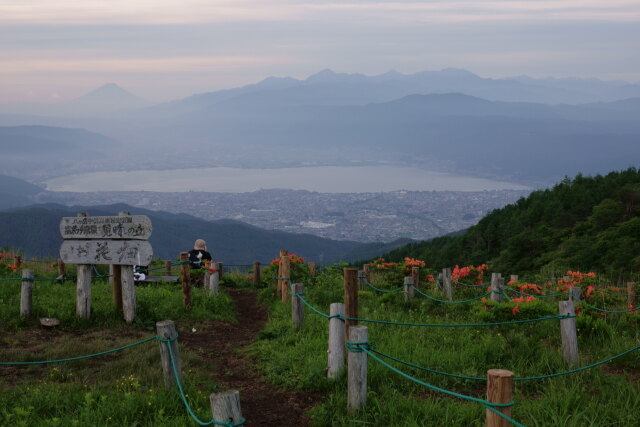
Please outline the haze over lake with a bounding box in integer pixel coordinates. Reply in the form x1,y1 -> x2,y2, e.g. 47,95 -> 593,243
44,166 -> 530,193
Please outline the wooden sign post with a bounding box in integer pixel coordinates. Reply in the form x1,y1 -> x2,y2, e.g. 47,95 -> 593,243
60,212 -> 153,323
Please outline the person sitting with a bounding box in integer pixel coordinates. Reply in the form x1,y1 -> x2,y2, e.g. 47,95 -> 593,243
189,239 -> 212,269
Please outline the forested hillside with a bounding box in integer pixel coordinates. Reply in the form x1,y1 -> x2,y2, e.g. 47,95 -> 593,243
383,168 -> 640,275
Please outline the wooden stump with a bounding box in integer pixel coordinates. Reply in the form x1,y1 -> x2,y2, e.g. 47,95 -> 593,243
210,271 -> 220,295
253,262 -> 261,286
486,369 -> 514,427
443,267 -> 452,300
210,390 -> 243,426
404,276 -> 415,302
491,273 -> 502,303
110,264 -> 123,312
411,266 -> 420,289
280,256 -> 291,302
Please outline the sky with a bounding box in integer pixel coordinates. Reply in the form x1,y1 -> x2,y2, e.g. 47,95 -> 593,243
1,0 -> 639,103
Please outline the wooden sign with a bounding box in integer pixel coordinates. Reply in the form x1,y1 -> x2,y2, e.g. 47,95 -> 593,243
60,240 -> 153,265
59,215 -> 152,240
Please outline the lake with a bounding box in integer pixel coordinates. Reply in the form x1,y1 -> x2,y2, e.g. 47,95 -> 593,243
44,166 -> 530,193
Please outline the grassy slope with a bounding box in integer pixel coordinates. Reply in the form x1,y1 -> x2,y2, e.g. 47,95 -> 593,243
250,268 -> 640,426
0,262 -> 236,426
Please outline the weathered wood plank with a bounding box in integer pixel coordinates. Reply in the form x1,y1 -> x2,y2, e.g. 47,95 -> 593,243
60,240 -> 153,265
59,215 -> 152,240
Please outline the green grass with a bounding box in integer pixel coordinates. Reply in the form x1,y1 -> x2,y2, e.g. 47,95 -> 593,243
0,263 -> 237,426
249,267 -> 640,426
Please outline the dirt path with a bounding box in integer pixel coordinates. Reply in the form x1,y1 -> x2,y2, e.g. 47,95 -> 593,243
180,289 -> 321,426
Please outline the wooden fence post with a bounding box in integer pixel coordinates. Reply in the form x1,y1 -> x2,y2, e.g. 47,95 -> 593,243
443,268 -> 452,301
411,266 -> 420,289
110,264 -> 123,312
569,286 -> 581,301
486,369 -> 514,427
363,264 -> 370,283
491,273 -> 502,303
358,270 -> 365,291
180,252 -> 191,307
121,265 -> 136,323
277,249 -> 288,297
76,264 -> 92,319
328,302 -> 345,379
510,275 -> 519,283
280,255 -> 291,302
165,260 -> 172,276
209,271 -> 220,295
404,276 -> 415,302
20,269 -> 34,317
344,268 -> 359,341
210,390 -> 243,426
217,262 -> 223,279
559,300 -> 579,365
308,261 -> 316,276
348,325 -> 368,413
57,259 -> 65,279
627,282 -> 636,308
14,255 -> 21,270
156,320 -> 181,388
291,283 -> 304,329
253,262 -> 261,286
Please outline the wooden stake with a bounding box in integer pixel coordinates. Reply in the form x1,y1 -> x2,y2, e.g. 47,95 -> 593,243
344,268 -> 359,340
57,259 -> 66,278
121,265 -> 136,323
404,276 -> 415,302
569,286 -> 581,301
510,275 -> 519,283
559,300 -> 579,365
486,369 -> 514,427
210,390 -> 243,426
156,320 -> 181,388
308,261 -> 316,276
363,264 -> 370,282
165,260 -> 172,276
14,255 -> 21,270
280,255 -> 290,302
443,268 -> 452,301
180,252 -> 191,307
253,261 -> 261,286
110,264 -> 123,312
411,266 -> 420,289
20,269 -> 33,317
348,325 -> 368,413
291,283 -> 304,328
277,249 -> 288,297
627,282 -> 636,308
76,264 -> 92,319
217,262 -> 223,279
328,302 -> 345,379
209,271 -> 220,295
491,273 -> 502,303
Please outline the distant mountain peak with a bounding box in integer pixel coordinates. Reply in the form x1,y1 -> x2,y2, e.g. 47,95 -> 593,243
74,83 -> 142,103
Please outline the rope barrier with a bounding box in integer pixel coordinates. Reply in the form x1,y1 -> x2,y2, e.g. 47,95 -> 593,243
167,340 -> 245,426
360,276 -> 403,293
412,286 -> 491,304
0,336 -> 158,365
505,288 -> 568,298
348,342 -> 524,427
452,279 -> 489,288
582,303 -> 639,314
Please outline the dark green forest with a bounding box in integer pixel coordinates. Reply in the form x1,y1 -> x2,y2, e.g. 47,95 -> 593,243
383,168 -> 640,276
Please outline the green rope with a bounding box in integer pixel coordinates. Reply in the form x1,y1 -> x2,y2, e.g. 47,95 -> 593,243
505,287 -> 568,298
295,294 -> 339,319
582,303 -> 639,314
413,286 -> 491,304
369,345 -> 640,382
166,341 -> 245,426
362,277 -> 403,293
452,279 -> 488,288
0,336 -> 157,365
357,344 -> 523,426
341,313 -> 574,328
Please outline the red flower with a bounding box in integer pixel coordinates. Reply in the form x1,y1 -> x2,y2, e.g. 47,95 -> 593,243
512,305 -> 520,315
